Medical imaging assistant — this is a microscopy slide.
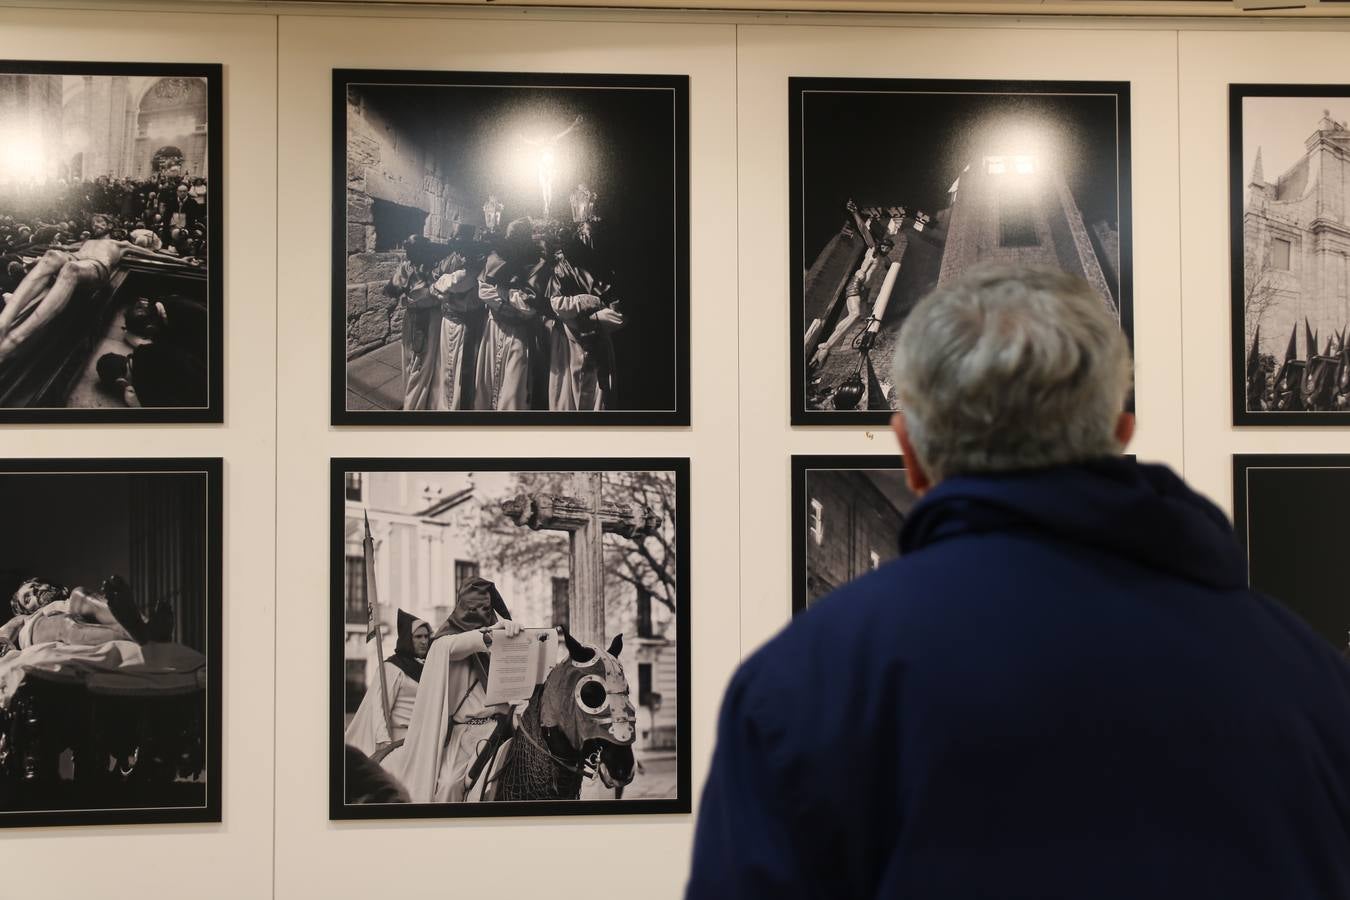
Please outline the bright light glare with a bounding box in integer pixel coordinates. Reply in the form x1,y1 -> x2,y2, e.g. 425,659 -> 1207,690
0,131 -> 46,183
491,113 -> 591,216
984,154 -> 1038,177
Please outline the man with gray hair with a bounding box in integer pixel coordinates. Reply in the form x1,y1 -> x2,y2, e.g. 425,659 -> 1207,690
687,265 -> 1350,899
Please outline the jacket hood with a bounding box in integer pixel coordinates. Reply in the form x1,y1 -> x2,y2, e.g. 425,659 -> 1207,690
900,457 -> 1248,590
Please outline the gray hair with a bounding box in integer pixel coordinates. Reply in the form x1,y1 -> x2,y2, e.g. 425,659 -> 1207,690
891,264 -> 1132,483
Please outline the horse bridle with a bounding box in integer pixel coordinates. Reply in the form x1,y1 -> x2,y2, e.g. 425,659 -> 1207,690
510,719 -> 599,781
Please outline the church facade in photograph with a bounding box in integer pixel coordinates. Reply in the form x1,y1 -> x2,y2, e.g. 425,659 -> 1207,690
1243,110 -> 1350,363
0,73 -> 209,181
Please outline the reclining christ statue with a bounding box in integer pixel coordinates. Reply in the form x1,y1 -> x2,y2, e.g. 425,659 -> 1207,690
0,575 -> 173,657
0,221 -> 194,369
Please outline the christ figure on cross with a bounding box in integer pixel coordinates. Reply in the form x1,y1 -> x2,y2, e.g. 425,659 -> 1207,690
522,115 -> 583,221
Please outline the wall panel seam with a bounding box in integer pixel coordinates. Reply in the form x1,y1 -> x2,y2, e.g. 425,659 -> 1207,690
271,13 -> 282,900
734,21 -> 744,660
1174,28 -> 1187,478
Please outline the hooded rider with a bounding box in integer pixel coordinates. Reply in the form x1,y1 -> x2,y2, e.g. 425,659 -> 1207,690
389,577 -> 522,802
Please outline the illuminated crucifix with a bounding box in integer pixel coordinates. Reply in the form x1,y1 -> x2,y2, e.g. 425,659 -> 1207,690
521,115 -> 583,220
500,472 -> 660,647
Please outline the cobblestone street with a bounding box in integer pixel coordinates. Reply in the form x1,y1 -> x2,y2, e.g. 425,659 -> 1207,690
345,341 -> 402,410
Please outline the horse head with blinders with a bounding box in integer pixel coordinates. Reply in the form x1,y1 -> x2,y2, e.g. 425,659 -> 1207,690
488,627 -> 637,801
542,628 -> 638,789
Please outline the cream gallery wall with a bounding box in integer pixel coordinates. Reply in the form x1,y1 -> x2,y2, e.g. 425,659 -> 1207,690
0,6 -> 1345,899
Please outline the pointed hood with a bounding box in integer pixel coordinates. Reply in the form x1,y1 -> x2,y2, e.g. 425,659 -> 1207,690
900,458 -> 1248,591
1247,324 -> 1262,378
432,577 -> 514,679
439,576 -> 511,635
386,609 -> 431,682
1251,146 -> 1264,185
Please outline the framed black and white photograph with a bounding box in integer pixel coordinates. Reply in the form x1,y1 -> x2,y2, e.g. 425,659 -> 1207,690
0,458 -> 222,828
331,457 -> 690,819
791,455 -> 915,615
1231,86 -> 1350,424
792,78 -> 1132,425
1233,455 -> 1350,654
334,70 -> 690,426
0,62 -> 222,423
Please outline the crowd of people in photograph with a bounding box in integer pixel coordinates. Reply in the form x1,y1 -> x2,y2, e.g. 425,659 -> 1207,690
0,174 -> 208,295
386,216 -> 625,413
0,173 -> 210,409
1245,323 -> 1350,413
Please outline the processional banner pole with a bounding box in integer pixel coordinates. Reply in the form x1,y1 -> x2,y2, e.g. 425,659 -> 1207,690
363,511 -> 395,743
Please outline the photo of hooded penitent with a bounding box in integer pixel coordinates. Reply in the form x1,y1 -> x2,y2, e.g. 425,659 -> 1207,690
335,70 -> 689,426
333,461 -> 689,818
792,78 -> 1131,424
0,64 -> 220,422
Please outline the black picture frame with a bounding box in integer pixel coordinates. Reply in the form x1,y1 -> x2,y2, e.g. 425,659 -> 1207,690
332,69 -> 691,427
0,60 -> 223,424
0,456 -> 223,828
1229,84 -> 1350,425
330,456 -> 691,819
1232,454 -> 1350,651
791,77 -> 1133,426
791,454 -> 909,616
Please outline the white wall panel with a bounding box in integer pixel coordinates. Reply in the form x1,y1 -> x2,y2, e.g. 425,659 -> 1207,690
1178,29 -> 1350,514
0,8 -> 277,900
274,14 -> 738,900
736,23 -> 1183,655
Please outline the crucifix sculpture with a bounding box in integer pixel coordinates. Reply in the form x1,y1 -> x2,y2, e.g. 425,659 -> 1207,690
500,472 -> 661,647
521,115 -> 583,220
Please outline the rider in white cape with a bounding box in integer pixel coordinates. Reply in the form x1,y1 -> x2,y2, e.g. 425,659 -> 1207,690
389,578 -> 520,802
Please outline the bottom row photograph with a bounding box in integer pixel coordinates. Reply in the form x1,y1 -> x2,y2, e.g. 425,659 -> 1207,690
1,453 -> 1345,827
791,455 -> 1350,657
331,458 -> 691,820
0,458 -> 222,829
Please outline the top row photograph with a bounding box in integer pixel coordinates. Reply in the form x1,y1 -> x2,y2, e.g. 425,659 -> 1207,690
0,61 -> 1334,426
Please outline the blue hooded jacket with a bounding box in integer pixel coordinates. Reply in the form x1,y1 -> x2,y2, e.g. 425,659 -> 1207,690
687,458 -> 1350,899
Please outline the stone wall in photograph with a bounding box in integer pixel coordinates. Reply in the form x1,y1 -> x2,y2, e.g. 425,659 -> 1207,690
343,89 -> 475,359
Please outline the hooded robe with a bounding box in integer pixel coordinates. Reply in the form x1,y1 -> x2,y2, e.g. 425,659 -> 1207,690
431,257 -> 485,411
389,578 -> 513,803
543,249 -> 619,411
387,257 -> 447,411
344,611 -> 429,762
474,251 -> 543,411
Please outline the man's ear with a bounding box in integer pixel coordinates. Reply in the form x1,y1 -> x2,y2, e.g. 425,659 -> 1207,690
891,412 -> 933,496
1115,411 -> 1136,451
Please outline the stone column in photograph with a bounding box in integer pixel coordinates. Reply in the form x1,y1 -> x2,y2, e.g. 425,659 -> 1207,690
500,473 -> 661,647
